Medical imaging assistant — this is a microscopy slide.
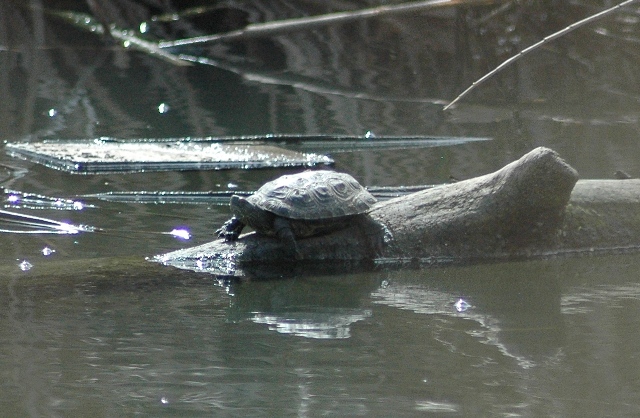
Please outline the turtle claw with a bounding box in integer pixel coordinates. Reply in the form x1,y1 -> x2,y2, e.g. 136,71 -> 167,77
216,217 -> 245,241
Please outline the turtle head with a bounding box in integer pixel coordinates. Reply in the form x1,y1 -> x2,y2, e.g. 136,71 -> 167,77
230,195 -> 274,234
230,195 -> 253,219
230,195 -> 246,211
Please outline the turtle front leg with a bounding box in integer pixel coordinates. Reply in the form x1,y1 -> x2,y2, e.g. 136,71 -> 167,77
273,217 -> 302,260
216,216 -> 245,241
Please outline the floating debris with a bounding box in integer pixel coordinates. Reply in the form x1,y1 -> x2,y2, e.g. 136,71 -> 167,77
85,185 -> 439,205
277,134 -> 491,153
4,188 -> 93,210
42,247 -> 56,256
5,135 -> 489,174
83,190 -> 252,205
5,138 -> 333,174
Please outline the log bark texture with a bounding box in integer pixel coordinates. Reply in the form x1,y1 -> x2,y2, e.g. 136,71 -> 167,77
154,147 -> 640,275
373,146 -> 578,259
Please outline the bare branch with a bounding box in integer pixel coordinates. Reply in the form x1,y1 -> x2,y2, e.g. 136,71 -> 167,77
443,0 -> 640,110
158,0 -> 492,48
50,10 -> 192,67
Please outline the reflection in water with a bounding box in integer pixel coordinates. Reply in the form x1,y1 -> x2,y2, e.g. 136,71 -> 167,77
251,309 -> 372,339
562,282 -> 640,314
222,273 -> 378,338
0,255 -> 640,415
372,263 -> 566,369
414,400 -> 459,413
372,284 -> 550,369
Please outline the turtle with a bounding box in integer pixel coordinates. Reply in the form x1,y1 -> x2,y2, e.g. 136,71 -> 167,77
216,170 -> 379,259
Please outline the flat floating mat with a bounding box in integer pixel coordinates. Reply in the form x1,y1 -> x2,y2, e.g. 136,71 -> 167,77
84,185 -> 438,205
6,139 -> 333,174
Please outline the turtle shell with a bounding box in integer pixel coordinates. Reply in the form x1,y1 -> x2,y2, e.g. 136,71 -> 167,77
247,170 -> 377,220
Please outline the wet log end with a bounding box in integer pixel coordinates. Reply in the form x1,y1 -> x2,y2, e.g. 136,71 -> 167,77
373,146 -> 579,258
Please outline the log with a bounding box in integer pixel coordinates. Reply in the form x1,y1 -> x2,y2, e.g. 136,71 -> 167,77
372,146 -> 578,259
153,147 -> 640,276
559,179 -> 640,252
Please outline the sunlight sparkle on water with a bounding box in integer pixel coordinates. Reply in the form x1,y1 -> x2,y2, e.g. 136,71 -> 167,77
19,260 -> 33,271
170,228 -> 190,240
59,222 -> 81,234
454,298 -> 471,312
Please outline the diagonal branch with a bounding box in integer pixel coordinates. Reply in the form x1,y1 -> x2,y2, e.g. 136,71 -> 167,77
158,0 -> 492,48
49,10 -> 192,67
443,0 -> 640,110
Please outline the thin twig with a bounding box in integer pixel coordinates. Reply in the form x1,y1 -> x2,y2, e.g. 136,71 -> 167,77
158,0 -> 491,48
50,10 -> 191,67
443,0 -> 640,110
178,53 -> 447,105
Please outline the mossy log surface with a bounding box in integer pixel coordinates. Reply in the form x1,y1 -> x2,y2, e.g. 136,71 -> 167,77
154,147 -> 640,276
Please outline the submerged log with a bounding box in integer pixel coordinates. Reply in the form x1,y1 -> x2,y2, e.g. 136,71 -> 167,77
153,147 -> 640,275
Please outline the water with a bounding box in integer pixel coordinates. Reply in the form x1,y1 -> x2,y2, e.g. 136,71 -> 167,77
3,1 -> 640,416
5,255 -> 640,416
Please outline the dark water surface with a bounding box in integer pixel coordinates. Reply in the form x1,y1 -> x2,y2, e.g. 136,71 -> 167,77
3,1 -> 640,416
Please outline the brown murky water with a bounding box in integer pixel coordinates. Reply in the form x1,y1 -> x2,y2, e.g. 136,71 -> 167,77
2,1 -> 640,416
